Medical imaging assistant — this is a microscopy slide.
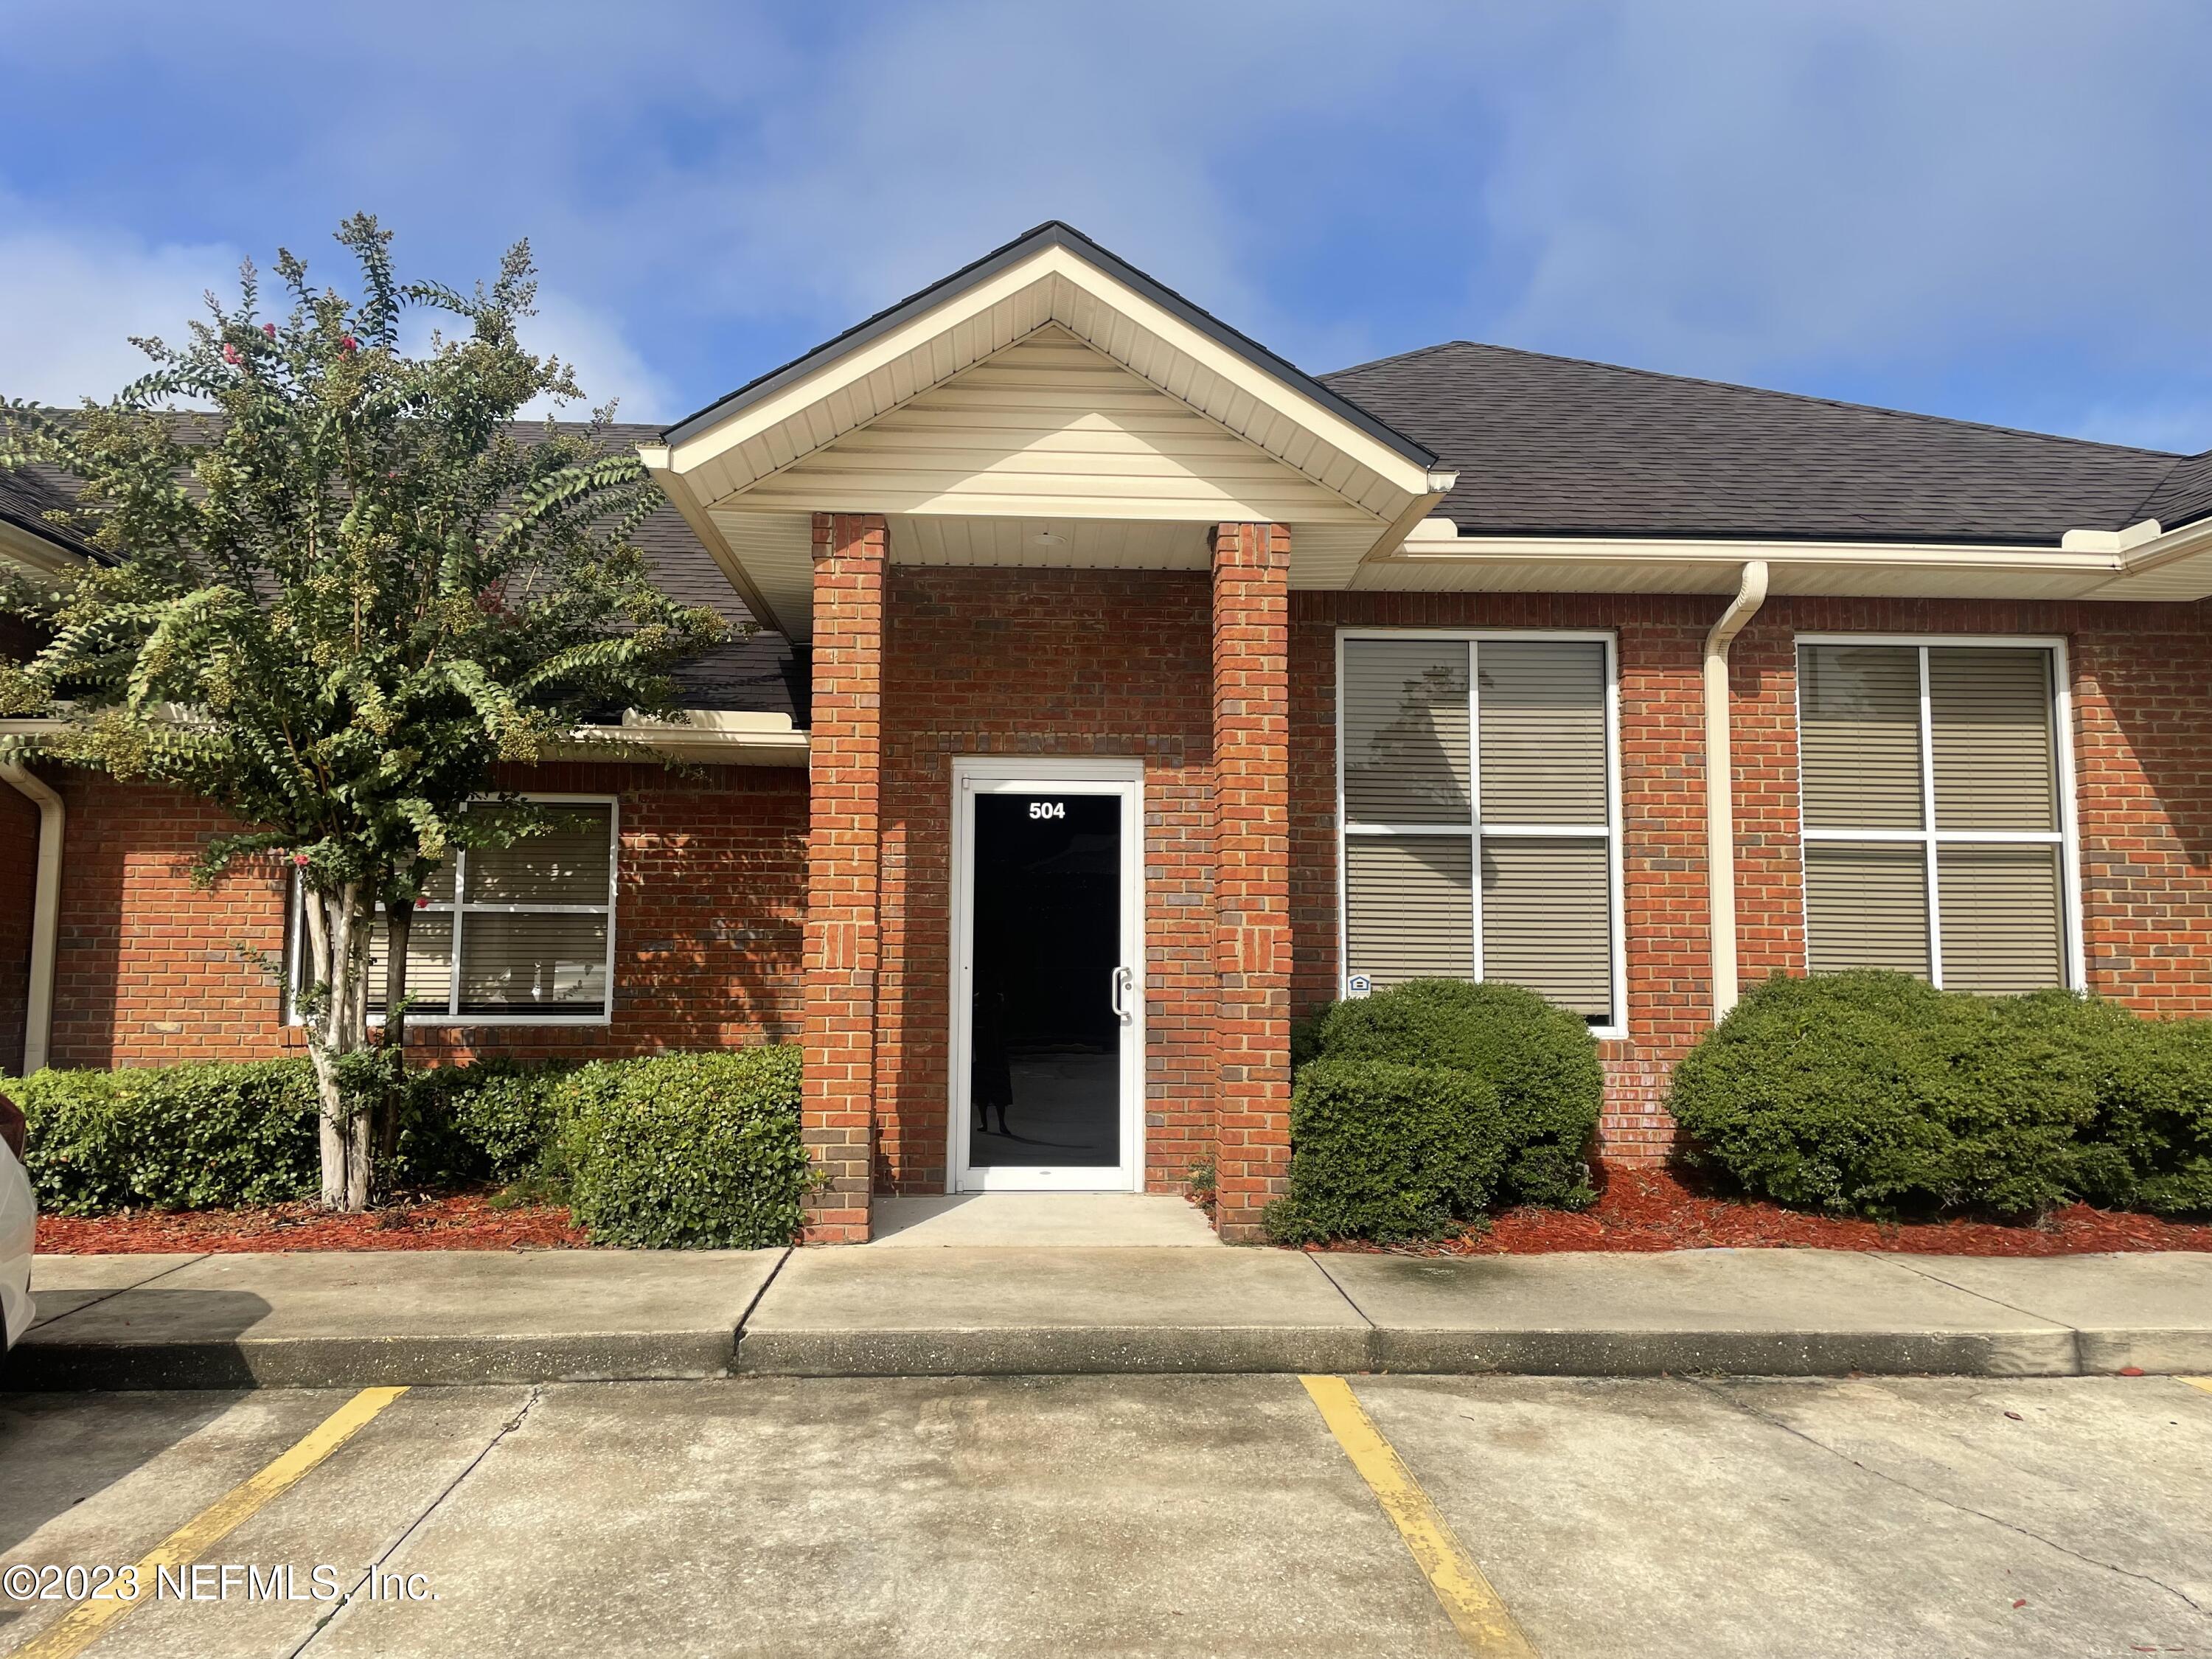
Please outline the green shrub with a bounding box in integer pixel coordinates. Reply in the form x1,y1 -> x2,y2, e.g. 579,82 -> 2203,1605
10,1060 -> 321,1214
1305,979 -> 1601,1206
2085,1013 -> 2212,1215
12,1054 -> 572,1213
392,1058 -> 570,1189
556,1048 -> 813,1248
1669,972 -> 2152,1217
1265,1058 -> 1503,1244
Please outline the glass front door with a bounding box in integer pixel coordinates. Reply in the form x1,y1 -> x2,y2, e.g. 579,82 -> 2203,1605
954,766 -> 1141,1190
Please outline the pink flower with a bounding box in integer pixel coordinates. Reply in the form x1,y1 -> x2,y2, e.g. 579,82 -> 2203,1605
292,852 -> 310,866
340,334 -> 359,354
415,896 -> 431,909
223,343 -> 241,365
262,322 -> 276,339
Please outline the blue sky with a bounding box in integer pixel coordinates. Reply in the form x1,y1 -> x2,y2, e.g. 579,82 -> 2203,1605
4,0 -> 2209,454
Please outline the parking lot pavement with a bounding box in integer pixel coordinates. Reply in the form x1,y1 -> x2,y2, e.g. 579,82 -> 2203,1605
3,1374 -> 2209,1658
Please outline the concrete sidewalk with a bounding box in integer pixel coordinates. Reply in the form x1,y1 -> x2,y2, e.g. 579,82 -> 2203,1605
10,1247 -> 2210,1390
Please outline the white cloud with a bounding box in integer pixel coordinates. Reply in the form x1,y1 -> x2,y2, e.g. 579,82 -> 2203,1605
4,0 -> 2210,437
1464,0 -> 2212,382
0,192 -> 672,422
0,211 -> 243,405
2071,400 -> 2212,456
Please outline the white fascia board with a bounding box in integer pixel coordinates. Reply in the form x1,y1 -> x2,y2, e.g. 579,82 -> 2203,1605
662,243 -> 1438,508
0,519 -> 89,578
1380,531 -> 2127,592
2091,514 -> 2212,598
1035,248 -> 1440,498
636,448 -> 800,636
563,722 -> 808,766
661,253 -> 1056,481
0,712 -> 809,766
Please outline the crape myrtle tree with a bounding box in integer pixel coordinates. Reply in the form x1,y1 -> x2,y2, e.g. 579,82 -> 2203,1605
0,215 -> 727,1209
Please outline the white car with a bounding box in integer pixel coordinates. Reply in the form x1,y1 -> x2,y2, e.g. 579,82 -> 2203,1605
0,1094 -> 32,1352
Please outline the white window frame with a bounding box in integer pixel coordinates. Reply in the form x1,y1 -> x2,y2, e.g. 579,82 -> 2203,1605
1335,628 -> 1627,1037
1793,633 -> 2085,991
287,793 -> 621,1027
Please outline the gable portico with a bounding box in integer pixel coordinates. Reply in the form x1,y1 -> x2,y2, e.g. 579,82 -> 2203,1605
642,224 -> 1450,1240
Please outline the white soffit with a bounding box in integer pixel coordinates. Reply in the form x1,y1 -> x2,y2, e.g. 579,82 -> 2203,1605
891,515 -> 1211,569
706,511 -> 814,636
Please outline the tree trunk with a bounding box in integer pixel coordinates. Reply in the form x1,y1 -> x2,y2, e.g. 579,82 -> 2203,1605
302,879 -> 376,1211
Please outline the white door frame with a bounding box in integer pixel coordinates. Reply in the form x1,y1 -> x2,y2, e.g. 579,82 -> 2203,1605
948,755 -> 1145,1192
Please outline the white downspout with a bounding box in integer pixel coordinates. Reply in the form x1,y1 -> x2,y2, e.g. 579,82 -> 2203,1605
0,762 -> 62,1074
1703,560 -> 1769,1021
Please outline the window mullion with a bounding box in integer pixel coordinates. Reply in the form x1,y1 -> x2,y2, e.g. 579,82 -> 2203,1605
1918,644 -> 1945,990
1467,639 -> 1484,984
448,844 -> 467,1016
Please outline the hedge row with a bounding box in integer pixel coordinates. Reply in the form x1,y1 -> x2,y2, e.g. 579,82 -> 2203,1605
8,1048 -> 814,1248
1269,979 -> 1603,1244
1669,972 -> 2212,1217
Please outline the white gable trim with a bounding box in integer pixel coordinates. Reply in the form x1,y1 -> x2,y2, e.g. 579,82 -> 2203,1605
644,243 -> 1450,525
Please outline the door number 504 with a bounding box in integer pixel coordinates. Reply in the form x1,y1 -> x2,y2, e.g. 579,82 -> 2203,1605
1027,801 -> 1066,820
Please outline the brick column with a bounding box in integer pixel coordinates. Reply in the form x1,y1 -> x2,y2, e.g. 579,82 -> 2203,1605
801,512 -> 888,1242
1209,523 -> 1293,1242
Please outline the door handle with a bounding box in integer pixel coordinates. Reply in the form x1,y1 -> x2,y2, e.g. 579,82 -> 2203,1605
1110,965 -> 1135,1022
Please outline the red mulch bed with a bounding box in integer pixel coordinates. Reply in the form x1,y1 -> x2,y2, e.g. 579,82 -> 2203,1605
35,1193 -> 589,1254
1316,1167 -> 2212,1258
33,1168 -> 2212,1256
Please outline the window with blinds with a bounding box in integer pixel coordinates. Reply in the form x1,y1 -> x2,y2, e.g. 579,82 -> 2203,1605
1798,641 -> 2071,992
1339,633 -> 1620,1028
292,799 -> 617,1023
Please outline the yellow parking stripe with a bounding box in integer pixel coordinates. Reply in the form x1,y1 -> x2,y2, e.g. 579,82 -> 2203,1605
1301,1374 -> 1537,1658
2183,1377 -> 2212,1396
13,1385 -> 408,1659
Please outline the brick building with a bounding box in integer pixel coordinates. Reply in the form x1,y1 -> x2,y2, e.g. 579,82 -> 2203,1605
7,223 -> 2212,1242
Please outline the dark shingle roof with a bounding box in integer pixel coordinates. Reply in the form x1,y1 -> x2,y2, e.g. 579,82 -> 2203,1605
1322,341 -> 2207,545
0,457 -> 106,561
2137,448 -> 2212,534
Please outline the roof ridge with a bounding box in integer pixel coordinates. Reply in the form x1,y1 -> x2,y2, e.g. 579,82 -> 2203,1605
1320,338 -> 1473,379
2124,444 -> 2212,529
1329,338 -> 2189,462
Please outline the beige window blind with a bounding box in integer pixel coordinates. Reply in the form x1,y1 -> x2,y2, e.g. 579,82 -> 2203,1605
1478,640 -> 1609,824
1798,642 -> 2070,992
298,799 -> 617,1023
1342,639 -> 1471,823
1344,837 -> 1474,985
1480,837 -> 1612,1016
1340,634 -> 1618,1026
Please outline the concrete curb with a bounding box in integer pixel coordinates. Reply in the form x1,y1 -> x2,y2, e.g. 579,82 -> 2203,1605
12,1323 -> 2185,1389
1362,1326 -> 2085,1379
7,1331 -> 740,1391
731,1325 -> 1374,1377
10,1247 -> 2208,1389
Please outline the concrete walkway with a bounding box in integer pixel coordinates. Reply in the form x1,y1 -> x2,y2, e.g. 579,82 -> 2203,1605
10,1247 -> 2211,1390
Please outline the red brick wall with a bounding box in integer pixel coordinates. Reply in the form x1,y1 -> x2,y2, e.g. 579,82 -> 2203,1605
1210,525 -> 1293,1240
874,564 -> 1219,1197
44,763 -> 807,1070
801,512 -> 888,1242
1294,591 -> 2212,1163
31,582 -> 2212,1184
